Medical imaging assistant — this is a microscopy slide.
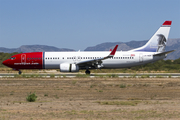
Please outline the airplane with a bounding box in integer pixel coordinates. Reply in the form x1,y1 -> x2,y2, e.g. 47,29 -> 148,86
2,21 -> 174,75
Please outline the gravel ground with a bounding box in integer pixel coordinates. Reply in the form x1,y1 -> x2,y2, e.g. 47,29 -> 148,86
0,77 -> 180,120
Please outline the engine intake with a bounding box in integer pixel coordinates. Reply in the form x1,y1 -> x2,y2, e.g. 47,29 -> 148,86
60,63 -> 79,72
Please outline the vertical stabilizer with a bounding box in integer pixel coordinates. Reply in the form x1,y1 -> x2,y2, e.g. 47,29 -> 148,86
129,21 -> 172,52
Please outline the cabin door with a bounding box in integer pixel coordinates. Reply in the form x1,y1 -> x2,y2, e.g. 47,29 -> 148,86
21,54 -> 26,63
139,54 -> 143,62
77,56 -> 81,61
73,56 -> 81,61
73,56 -> 76,61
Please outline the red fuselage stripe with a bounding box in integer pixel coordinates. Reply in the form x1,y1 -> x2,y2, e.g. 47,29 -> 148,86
3,52 -> 44,69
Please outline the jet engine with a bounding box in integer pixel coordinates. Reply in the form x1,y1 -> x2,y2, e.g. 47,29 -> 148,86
60,63 -> 79,72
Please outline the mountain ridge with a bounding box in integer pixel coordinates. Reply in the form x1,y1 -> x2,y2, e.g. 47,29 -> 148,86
0,45 -> 75,53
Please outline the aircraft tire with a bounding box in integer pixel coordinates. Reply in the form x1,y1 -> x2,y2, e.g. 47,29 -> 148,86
85,70 -> 90,75
19,70 -> 22,75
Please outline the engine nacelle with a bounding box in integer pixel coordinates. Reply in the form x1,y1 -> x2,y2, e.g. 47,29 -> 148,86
60,63 -> 79,72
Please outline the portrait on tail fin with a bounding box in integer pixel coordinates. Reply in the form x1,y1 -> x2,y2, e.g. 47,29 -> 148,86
156,34 -> 166,52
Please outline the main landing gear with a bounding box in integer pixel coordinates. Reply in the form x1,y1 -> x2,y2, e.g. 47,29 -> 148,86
85,70 -> 90,75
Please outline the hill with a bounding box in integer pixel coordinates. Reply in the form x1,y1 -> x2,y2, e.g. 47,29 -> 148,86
0,45 -> 75,53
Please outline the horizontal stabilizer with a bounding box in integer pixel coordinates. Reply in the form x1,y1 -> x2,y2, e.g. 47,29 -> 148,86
153,50 -> 175,56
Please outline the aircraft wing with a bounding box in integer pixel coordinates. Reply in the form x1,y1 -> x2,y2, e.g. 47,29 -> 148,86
76,45 -> 118,68
153,50 -> 175,56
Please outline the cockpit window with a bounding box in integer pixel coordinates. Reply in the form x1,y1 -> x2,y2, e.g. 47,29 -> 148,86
10,57 -> 16,60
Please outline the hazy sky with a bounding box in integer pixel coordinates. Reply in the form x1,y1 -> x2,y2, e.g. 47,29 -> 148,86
0,0 -> 180,50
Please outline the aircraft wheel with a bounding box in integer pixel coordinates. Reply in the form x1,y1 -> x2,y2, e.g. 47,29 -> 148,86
18,70 -> 22,75
85,70 -> 90,75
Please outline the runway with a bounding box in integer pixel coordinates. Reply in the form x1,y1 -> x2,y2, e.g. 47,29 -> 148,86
0,73 -> 180,78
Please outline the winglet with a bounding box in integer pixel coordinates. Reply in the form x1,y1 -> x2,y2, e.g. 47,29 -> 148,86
109,45 -> 118,56
103,45 -> 118,59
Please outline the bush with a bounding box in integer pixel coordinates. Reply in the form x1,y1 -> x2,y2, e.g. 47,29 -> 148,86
120,84 -> 126,88
26,92 -> 37,102
141,74 -> 150,78
76,74 -> 89,77
107,74 -> 118,78
50,74 -> 55,78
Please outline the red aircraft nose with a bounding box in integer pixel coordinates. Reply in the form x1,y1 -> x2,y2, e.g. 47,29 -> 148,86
2,59 -> 9,66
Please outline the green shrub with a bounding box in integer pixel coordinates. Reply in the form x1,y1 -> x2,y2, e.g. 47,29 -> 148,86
107,74 -> 118,78
120,84 -> 126,88
141,74 -> 150,78
76,74 -> 88,77
50,74 -> 55,78
96,100 -> 141,106
111,74 -> 118,78
156,75 -> 163,78
130,74 -> 137,78
26,92 -> 37,102
94,74 -> 104,78
99,90 -> 103,92
72,80 -> 77,85
168,75 -> 172,78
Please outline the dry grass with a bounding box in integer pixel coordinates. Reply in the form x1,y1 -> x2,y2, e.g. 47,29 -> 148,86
0,77 -> 180,119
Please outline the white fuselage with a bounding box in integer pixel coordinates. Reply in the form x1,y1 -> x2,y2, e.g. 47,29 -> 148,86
44,51 -> 165,69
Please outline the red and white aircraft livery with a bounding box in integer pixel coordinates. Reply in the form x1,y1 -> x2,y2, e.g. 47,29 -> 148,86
2,21 -> 174,74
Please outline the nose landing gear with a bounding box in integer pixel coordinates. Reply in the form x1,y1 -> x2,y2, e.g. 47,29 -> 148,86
18,70 -> 22,75
13,69 -> 22,75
